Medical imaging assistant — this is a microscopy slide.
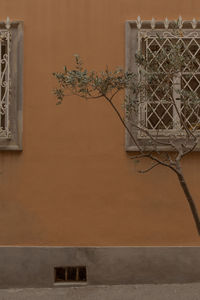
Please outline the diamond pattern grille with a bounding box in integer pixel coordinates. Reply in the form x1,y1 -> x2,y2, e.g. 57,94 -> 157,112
147,102 -> 173,130
139,30 -> 200,135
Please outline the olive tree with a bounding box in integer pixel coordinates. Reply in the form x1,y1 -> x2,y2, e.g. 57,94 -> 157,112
53,27 -> 200,235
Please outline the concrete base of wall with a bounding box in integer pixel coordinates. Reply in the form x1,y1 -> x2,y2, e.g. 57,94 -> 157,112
0,247 -> 200,288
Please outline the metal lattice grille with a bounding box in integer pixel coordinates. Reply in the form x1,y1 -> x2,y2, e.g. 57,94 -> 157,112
0,30 -> 10,138
138,30 -> 200,136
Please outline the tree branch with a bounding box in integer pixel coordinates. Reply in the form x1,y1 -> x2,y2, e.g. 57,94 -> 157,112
138,161 -> 161,173
149,154 -> 180,175
103,95 -> 143,152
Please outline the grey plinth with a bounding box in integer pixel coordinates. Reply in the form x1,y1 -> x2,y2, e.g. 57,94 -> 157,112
0,246 -> 200,288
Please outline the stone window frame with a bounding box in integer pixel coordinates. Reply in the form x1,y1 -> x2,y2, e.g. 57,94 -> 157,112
0,20 -> 23,150
125,18 -> 200,152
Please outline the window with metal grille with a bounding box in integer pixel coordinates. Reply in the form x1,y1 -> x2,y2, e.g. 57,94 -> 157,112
139,30 -> 200,135
0,30 -> 10,139
125,18 -> 200,151
0,19 -> 23,150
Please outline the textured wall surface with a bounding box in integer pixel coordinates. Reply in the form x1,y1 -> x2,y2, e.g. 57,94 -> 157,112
0,0 -> 200,245
0,247 -> 200,287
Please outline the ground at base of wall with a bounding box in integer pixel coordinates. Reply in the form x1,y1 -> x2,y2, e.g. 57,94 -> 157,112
1,283 -> 200,300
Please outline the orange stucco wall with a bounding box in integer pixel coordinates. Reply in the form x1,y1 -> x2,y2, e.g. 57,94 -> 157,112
0,0 -> 200,245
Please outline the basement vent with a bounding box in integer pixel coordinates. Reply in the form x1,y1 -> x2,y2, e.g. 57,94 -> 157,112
54,266 -> 87,283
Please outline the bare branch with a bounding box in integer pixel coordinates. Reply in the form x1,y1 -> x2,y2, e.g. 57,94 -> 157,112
130,153 -> 150,160
165,152 -> 176,167
149,154 -> 180,175
182,141 -> 198,158
104,95 -> 143,152
110,89 -> 119,100
138,162 -> 160,173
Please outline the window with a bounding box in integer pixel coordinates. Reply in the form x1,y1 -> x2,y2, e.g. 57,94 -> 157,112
0,20 -> 23,150
125,18 -> 200,151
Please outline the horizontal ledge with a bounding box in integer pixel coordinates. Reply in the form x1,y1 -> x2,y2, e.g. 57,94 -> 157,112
126,20 -> 200,30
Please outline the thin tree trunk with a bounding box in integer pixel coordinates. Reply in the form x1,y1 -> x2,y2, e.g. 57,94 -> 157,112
177,172 -> 200,235
105,95 -> 200,236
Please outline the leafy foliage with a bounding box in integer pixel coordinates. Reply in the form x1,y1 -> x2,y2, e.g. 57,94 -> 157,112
53,55 -> 136,104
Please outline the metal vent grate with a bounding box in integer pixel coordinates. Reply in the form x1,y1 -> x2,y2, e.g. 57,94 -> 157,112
54,266 -> 87,283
